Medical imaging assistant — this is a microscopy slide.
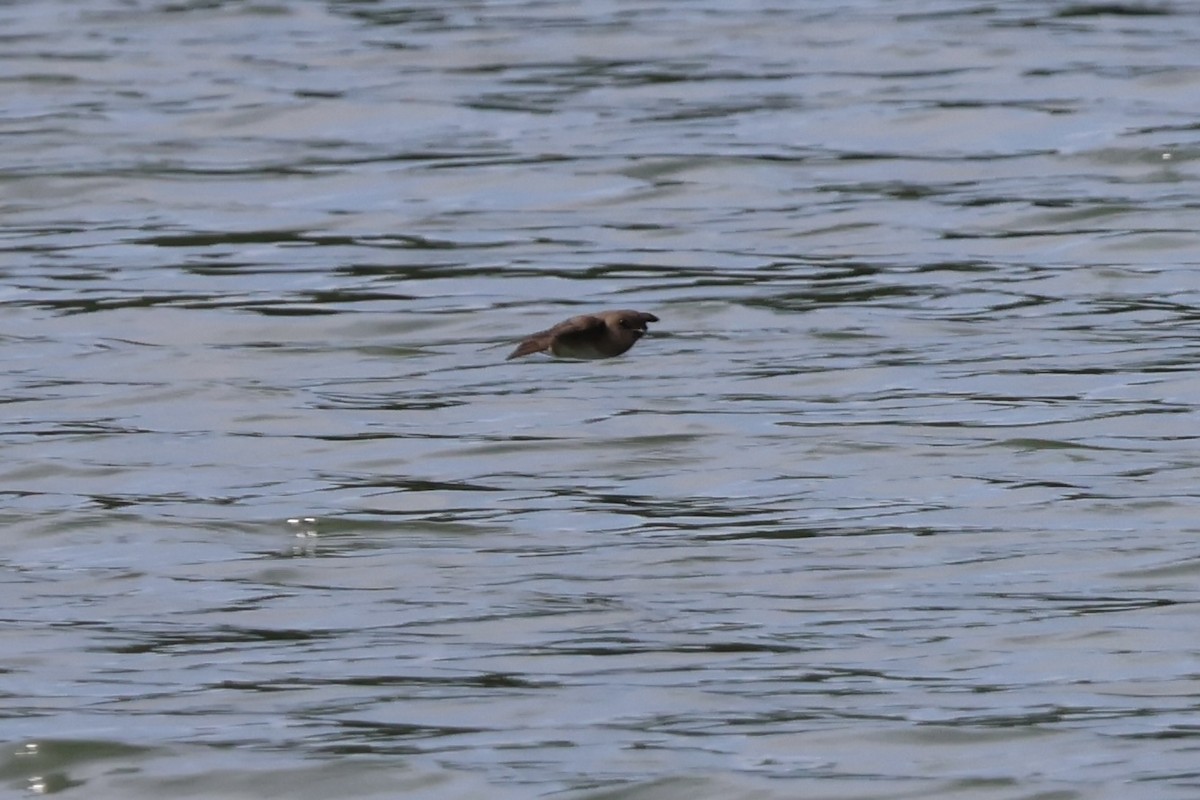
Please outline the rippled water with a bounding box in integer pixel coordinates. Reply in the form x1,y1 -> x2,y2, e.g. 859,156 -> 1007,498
4,0 -> 1200,797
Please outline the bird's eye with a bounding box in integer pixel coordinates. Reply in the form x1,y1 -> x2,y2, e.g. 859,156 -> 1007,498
618,319 -> 630,329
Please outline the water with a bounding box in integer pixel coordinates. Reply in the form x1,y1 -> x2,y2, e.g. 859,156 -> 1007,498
4,0 -> 1200,797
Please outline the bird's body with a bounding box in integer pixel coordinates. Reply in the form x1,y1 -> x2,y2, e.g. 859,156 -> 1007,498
506,310 -> 659,360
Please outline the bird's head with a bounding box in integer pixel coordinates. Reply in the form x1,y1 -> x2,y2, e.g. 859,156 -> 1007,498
612,311 -> 659,339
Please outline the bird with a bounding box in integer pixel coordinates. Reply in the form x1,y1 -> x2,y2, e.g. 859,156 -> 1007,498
506,310 -> 659,360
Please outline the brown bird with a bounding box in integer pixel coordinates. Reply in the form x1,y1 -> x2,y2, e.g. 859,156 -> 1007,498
506,310 -> 659,360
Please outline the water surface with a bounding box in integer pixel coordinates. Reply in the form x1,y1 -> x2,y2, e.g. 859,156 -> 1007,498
3,1 -> 1200,798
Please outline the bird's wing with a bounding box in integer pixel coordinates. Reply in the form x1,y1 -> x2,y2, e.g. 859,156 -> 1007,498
546,314 -> 605,347
506,334 -> 552,360
506,315 -> 604,360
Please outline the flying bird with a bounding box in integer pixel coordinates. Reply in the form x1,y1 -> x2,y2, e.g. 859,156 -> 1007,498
506,310 -> 659,360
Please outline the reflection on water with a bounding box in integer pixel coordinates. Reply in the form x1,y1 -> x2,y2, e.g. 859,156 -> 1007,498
3,0 -> 1200,798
